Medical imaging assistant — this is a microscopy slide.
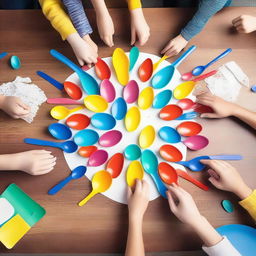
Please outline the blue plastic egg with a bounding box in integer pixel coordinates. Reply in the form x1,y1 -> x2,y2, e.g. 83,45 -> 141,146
73,129 -> 99,146
111,97 -> 127,120
152,89 -> 172,109
91,113 -> 116,130
158,126 -> 181,143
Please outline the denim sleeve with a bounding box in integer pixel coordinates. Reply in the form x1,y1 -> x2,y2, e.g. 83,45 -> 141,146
62,0 -> 93,37
181,0 -> 228,41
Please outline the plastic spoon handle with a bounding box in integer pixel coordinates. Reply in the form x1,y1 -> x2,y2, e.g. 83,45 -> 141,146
78,190 -> 97,206
48,175 -> 73,195
37,71 -> 64,90
176,111 -> 198,120
50,49 -> 82,74
193,70 -> 217,82
70,106 -> 85,113
0,52 -> 8,59
175,161 -> 189,168
151,173 -> 167,198
24,138 -> 62,150
205,48 -> 232,68
153,55 -> 168,71
176,169 -> 209,191
172,45 -> 196,68
209,155 -> 243,160
47,98 -> 81,104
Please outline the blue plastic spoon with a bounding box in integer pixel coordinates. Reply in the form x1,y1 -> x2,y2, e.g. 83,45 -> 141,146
176,155 -> 242,172
10,55 -> 21,69
141,149 -> 167,198
151,45 -> 196,89
48,123 -> 72,140
24,138 -> 78,153
48,166 -> 87,195
129,46 -> 139,71
50,49 -> 99,95
0,52 -> 8,60
37,71 -> 64,90
192,48 -> 232,76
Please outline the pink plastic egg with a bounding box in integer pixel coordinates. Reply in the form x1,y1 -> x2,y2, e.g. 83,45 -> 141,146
100,79 -> 116,103
177,98 -> 195,110
87,150 -> 108,166
183,135 -> 209,151
99,130 -> 122,147
123,80 -> 139,103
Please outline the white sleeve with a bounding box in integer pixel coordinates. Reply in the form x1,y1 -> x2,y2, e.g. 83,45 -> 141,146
202,236 -> 241,256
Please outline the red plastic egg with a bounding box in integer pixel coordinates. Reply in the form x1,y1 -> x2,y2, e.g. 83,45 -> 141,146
159,104 -> 183,120
106,153 -> 124,178
64,81 -> 83,100
138,58 -> 153,82
66,114 -> 90,130
158,162 -> 178,185
78,146 -> 98,158
159,144 -> 183,162
95,57 -> 111,80
176,121 -> 202,137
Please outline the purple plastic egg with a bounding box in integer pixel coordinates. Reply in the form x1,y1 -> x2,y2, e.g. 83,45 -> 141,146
100,79 -> 116,103
123,80 -> 139,103
87,149 -> 108,166
99,130 -> 122,147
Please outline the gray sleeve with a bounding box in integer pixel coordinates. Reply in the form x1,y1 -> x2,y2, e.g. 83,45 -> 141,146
181,0 -> 227,41
62,0 -> 93,37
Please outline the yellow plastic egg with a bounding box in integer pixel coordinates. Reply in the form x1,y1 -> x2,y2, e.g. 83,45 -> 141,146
126,161 -> 144,187
139,125 -> 155,149
84,95 -> 108,113
138,87 -> 154,110
125,106 -> 141,132
173,81 -> 195,99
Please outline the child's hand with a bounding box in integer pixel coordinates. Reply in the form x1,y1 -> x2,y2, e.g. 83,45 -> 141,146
67,33 -> 98,66
0,95 -> 30,119
96,11 -> 114,47
196,92 -> 238,118
15,150 -> 57,175
130,8 -> 150,46
232,15 -> 256,33
167,184 -> 204,227
83,34 -> 98,54
127,179 -> 149,222
200,159 -> 252,200
161,34 -> 188,57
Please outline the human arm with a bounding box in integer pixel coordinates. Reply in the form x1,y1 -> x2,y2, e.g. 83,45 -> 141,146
0,95 -> 30,119
196,92 -> 256,129
125,179 -> 149,256
200,159 -> 256,221
167,185 -> 241,255
161,0 -> 226,57
232,15 -> 256,33
0,150 -> 56,175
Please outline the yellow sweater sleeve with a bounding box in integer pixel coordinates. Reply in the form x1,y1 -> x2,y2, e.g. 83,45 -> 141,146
127,0 -> 142,10
239,189 -> 256,221
39,0 -> 77,40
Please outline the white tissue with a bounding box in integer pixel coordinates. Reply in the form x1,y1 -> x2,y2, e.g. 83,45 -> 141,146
205,61 -> 249,102
0,76 -> 47,123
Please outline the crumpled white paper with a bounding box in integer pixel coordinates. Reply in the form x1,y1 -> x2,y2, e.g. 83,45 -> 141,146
0,76 -> 47,123
205,61 -> 249,102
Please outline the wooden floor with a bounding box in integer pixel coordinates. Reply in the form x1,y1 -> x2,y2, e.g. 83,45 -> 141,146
0,7 -> 256,254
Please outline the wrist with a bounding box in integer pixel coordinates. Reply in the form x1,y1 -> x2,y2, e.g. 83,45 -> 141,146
0,153 -> 18,171
187,215 -> 206,230
177,34 -> 188,43
0,95 -> 6,109
234,184 -> 253,200
129,213 -> 143,224
130,8 -> 143,17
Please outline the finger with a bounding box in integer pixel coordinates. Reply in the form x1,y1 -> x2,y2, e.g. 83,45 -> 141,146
16,108 -> 30,116
233,20 -> 243,27
34,150 -> 53,155
18,101 -> 30,110
200,113 -> 219,118
208,169 -> 220,180
161,42 -> 173,54
134,179 -> 142,193
142,179 -> 149,193
237,27 -> 246,33
127,186 -> 133,200
200,160 -> 223,174
138,35 -> 149,46
232,16 -> 241,24
167,185 -> 183,199
131,29 -> 136,46
78,58 -> 84,66
208,176 -> 222,189
167,191 -> 177,212
36,167 -> 55,175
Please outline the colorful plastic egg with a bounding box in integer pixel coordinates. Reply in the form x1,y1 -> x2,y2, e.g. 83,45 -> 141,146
158,126 -> 181,143
106,153 -> 124,178
125,106 -> 141,132
88,150 -> 108,166
124,144 -> 141,160
159,144 -> 183,162
123,80 -> 139,103
91,113 -> 116,130
111,97 -> 127,120
183,135 -> 209,151
159,104 -> 183,120
99,130 -> 122,147
138,87 -> 154,110
66,113 -> 90,130
152,89 -> 172,109
84,95 -> 108,113
139,125 -> 155,149
78,146 -> 98,158
138,58 -> 153,82
73,129 -> 99,146
126,161 -> 144,187
100,79 -> 116,102
158,162 -> 178,185
64,81 -> 83,100
177,98 -> 195,110
176,121 -> 202,136
95,57 -> 111,80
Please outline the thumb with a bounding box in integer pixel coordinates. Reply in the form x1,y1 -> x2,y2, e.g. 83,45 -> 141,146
200,113 -> 219,118
208,177 -> 222,189
131,29 -> 136,46
127,186 -> 132,200
18,100 -> 30,111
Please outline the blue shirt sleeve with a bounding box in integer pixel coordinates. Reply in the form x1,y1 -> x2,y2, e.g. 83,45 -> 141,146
181,0 -> 228,41
62,0 -> 93,37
